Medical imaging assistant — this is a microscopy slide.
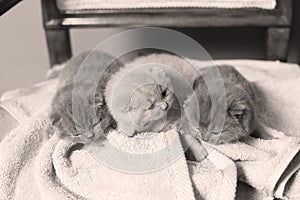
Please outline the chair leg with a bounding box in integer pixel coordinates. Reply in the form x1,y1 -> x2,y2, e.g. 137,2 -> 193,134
266,27 -> 290,61
45,29 -> 72,67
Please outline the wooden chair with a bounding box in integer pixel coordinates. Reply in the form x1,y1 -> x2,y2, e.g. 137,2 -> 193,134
3,0 -> 293,66
0,0 -> 22,16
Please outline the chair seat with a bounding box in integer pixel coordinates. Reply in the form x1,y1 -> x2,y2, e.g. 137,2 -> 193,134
56,0 -> 276,11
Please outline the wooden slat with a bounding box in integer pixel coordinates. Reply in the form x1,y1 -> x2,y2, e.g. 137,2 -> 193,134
44,0 -> 292,29
41,0 -> 72,67
45,29 -> 72,66
41,0 -> 292,64
45,14 -> 288,29
267,27 -> 290,61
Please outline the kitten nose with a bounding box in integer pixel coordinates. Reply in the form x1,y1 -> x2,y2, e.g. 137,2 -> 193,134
157,102 -> 168,110
83,131 -> 94,139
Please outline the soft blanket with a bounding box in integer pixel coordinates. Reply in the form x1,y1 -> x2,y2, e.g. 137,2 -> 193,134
0,59 -> 300,200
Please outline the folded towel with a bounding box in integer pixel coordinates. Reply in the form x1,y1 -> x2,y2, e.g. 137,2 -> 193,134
40,124 -> 198,199
0,108 -> 50,200
253,78 -> 300,138
188,150 -> 237,200
0,79 -> 58,122
283,170 -> 300,200
1,59 -> 300,200
0,106 -> 197,200
207,126 -> 300,198
56,0 -> 276,10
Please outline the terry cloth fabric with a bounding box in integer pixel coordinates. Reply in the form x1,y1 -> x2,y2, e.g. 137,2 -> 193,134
203,126 -> 300,199
56,0 -> 276,11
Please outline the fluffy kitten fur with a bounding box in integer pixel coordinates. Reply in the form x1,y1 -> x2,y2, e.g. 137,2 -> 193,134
125,53 -> 200,101
105,53 -> 198,135
182,65 -> 256,146
105,65 -> 175,135
50,51 -> 121,143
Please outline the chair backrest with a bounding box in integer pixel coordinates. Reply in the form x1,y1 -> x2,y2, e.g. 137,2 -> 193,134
41,0 -> 292,67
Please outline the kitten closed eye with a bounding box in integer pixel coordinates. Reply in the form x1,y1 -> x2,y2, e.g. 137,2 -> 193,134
228,109 -> 244,119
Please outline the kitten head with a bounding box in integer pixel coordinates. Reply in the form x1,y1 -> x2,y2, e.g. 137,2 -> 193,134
123,83 -> 175,134
198,83 -> 255,144
50,83 -> 116,143
50,51 -> 122,143
106,65 -> 175,136
182,66 -> 256,145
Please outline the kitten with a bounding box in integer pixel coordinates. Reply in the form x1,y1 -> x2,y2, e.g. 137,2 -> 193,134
181,65 -> 256,160
105,65 -> 177,136
50,51 -> 121,143
105,53 -> 198,136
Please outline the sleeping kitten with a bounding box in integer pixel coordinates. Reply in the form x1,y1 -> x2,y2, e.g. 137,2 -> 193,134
105,53 -> 198,136
50,51 -> 121,143
105,65 -> 178,136
180,65 -> 256,160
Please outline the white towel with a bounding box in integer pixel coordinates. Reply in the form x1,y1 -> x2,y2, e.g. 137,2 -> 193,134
0,107 -> 197,200
56,0 -> 276,10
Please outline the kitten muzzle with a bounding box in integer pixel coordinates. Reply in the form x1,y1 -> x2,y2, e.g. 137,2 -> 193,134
157,102 -> 168,110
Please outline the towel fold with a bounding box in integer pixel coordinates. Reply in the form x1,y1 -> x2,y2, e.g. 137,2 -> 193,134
188,150 -> 237,200
207,126 -> 300,198
0,108 -> 196,200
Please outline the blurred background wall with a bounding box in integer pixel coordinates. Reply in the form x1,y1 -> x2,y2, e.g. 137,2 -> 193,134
0,0 -> 299,95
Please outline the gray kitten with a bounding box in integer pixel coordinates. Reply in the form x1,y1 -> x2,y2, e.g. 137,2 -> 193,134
50,51 -> 121,143
181,65 -> 256,160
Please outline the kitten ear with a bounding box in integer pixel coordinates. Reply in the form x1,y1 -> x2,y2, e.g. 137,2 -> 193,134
49,111 -> 62,126
151,67 -> 172,89
124,70 -> 155,95
129,71 -> 150,85
144,67 -> 172,89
